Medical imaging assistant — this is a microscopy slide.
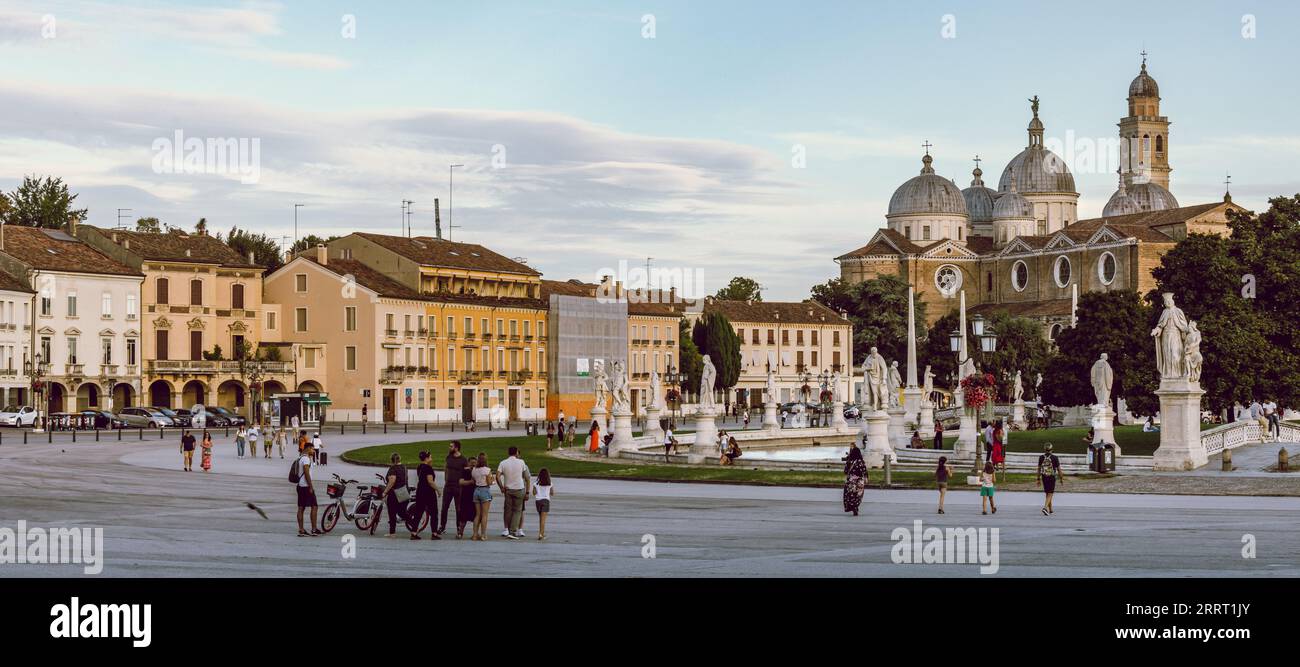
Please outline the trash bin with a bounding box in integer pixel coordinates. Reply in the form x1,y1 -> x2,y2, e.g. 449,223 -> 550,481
1086,443 -> 1100,473
525,422 -> 538,436
1100,443 -> 1116,472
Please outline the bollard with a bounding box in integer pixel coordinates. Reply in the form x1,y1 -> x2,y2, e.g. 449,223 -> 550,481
883,456 -> 892,487
1280,448 -> 1290,472
48,430 -> 52,443
1222,447 -> 1234,471
139,428 -> 143,440
72,430 -> 76,443
404,423 -> 408,434
23,431 -> 27,444
118,428 -> 122,441
362,422 -> 367,435
95,429 -> 100,442
160,427 -> 165,440
383,423 -> 388,434
423,423 -> 428,434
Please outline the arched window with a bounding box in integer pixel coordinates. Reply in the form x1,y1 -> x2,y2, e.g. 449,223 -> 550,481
1142,134 -> 1150,161
1155,134 -> 1164,154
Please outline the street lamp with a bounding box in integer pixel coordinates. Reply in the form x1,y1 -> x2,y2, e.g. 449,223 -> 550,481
663,363 -> 682,428
25,353 -> 50,433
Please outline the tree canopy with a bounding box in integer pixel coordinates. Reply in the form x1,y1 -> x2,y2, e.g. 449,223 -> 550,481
691,311 -> 742,393
1,176 -> 87,228
810,274 -> 925,367
220,226 -> 284,272
1041,290 -> 1158,414
715,276 -> 763,302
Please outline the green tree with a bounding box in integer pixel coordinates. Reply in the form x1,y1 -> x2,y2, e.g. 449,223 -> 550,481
291,234 -> 341,254
1041,290 -> 1158,415
1,176 -> 87,228
203,345 -> 225,361
692,311 -> 742,393
714,276 -> 763,302
221,226 -> 284,272
195,218 -> 209,236
136,217 -> 162,233
677,318 -> 703,398
978,312 -> 1054,402
810,275 -> 925,366
920,310 -> 960,391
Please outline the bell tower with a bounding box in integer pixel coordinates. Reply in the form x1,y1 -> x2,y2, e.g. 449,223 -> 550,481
1118,52 -> 1171,190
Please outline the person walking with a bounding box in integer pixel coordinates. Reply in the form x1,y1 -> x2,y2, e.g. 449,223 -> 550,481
979,461 -> 997,515
180,429 -> 196,471
1036,443 -> 1062,515
275,425 -> 287,459
566,415 -> 576,446
312,432 -> 325,465
933,420 -> 944,450
409,450 -> 441,541
298,430 -> 309,459
533,468 -> 553,540
545,421 -> 555,451
438,441 -> 468,536
662,424 -> 676,463
935,456 -> 951,514
470,453 -> 494,541
1263,399 -> 1280,440
248,424 -> 262,459
295,441 -> 320,536
841,442 -> 867,516
200,430 -> 213,472
457,455 -> 477,539
496,446 -> 530,539
587,419 -> 601,454
991,420 -> 1006,481
556,418 -> 566,450
235,425 -> 247,459
361,403 -> 368,424
381,452 -> 412,538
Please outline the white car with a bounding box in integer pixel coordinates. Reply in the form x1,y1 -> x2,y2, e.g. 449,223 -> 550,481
0,405 -> 38,427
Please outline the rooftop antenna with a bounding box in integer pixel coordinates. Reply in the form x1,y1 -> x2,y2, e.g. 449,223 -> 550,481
116,208 -> 133,230
434,198 -> 442,240
401,200 -> 415,238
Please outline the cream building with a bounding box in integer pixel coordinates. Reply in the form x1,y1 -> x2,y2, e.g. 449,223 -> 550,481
0,271 -> 34,408
0,225 -> 144,413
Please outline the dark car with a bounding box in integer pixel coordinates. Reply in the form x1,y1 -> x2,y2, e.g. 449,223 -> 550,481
80,410 -> 126,429
211,406 -> 246,427
843,404 -> 862,420
159,407 -> 191,428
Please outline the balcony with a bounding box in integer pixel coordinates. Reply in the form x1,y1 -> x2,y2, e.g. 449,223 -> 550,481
147,360 -> 295,376
446,332 -> 457,340
64,363 -> 85,376
417,328 -> 429,338
523,335 -> 534,342
509,370 -> 533,385
460,371 -> 483,384
464,332 -> 477,340
509,335 -> 521,342
216,309 -> 257,318
385,329 -> 398,337
483,333 -> 494,341
380,368 -> 406,384
0,368 -> 18,376
496,370 -> 509,379
665,339 -> 676,347
404,330 -> 415,338
100,364 -> 119,377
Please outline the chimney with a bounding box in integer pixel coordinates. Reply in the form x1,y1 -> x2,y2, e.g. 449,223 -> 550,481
434,198 -> 442,240
316,243 -> 328,265
67,213 -> 79,236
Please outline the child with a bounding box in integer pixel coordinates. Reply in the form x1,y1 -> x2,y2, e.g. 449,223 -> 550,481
312,432 -> 325,465
979,461 -> 997,515
533,468 -> 553,541
935,456 -> 951,514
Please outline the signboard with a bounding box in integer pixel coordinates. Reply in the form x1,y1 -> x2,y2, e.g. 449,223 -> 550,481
361,389 -> 371,398
576,358 -> 589,377
404,387 -> 413,406
489,389 -> 499,399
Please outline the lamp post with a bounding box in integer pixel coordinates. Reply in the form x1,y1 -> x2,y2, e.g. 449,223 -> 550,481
950,313 -> 998,468
664,363 -> 682,428
26,353 -> 49,433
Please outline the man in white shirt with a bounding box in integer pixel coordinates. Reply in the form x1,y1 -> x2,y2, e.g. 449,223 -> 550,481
496,447 -> 530,539
1263,400 -> 1280,439
663,426 -> 676,462
295,442 -> 319,536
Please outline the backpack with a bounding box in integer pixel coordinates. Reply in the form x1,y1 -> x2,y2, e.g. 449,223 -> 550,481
1038,454 -> 1056,477
289,457 -> 302,484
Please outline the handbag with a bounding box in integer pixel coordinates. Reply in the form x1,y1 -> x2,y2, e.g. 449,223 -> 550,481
394,486 -> 410,504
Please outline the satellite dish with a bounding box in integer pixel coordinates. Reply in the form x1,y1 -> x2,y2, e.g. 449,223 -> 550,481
190,404 -> 206,428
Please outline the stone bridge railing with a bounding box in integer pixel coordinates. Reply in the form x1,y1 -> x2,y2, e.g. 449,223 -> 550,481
1199,419 -> 1300,455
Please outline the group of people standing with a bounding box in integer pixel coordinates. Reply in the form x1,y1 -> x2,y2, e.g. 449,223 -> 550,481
542,411 -> 581,451
186,427 -> 325,472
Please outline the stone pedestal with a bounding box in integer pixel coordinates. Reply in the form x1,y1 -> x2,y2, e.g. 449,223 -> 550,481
588,406 -> 607,446
644,405 -> 664,442
955,411 -> 978,459
1091,403 -> 1117,456
610,408 -> 636,456
887,405 -> 908,451
862,410 -> 895,468
918,403 -> 935,437
1012,400 -> 1028,430
1153,380 -> 1209,471
761,402 -> 779,431
688,408 -> 719,463
902,388 -> 923,427
830,401 -> 847,428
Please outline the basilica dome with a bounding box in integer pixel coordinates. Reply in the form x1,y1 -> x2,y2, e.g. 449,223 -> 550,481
1126,181 -> 1179,211
961,165 -> 997,223
888,154 -> 969,216
993,183 -> 1034,220
1102,174 -> 1141,217
999,146 -> 1076,195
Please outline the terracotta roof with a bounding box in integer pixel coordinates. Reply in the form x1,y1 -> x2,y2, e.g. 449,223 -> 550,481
353,233 -> 540,276
301,257 -> 424,300
969,298 -> 1073,319
423,291 -> 546,310
0,267 -> 33,293
541,279 -> 597,299
82,226 -> 261,268
0,226 -> 141,277
837,228 -> 924,259
965,236 -> 996,255
705,298 -> 848,325
1074,201 -> 1236,230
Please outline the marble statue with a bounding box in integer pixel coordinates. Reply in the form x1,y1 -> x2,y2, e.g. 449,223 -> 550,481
887,360 -> 902,408
699,355 -> 717,410
610,360 -> 631,413
592,361 -> 609,411
1090,353 -> 1114,408
959,354 -> 977,381
922,365 -> 935,406
1184,321 -> 1203,384
1151,292 -> 1190,380
1013,370 -> 1024,402
831,370 -> 842,403
764,368 -> 777,404
862,347 -> 888,411
649,369 -> 663,410
1035,372 -> 1042,397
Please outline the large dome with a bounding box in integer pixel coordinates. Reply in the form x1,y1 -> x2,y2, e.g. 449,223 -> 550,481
961,166 -> 997,222
999,147 -> 1076,194
1126,181 -> 1179,211
888,154 -> 969,216
1129,62 -> 1159,98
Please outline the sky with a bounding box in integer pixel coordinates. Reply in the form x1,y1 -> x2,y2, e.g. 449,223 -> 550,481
1,0 -> 1298,300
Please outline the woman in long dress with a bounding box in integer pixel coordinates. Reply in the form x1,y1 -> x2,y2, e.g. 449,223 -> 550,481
842,443 -> 867,516
200,430 -> 213,472
588,420 -> 601,453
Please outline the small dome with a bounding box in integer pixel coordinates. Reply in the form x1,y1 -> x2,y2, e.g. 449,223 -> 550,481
888,153 -> 970,216
993,178 -> 1034,220
1127,181 -> 1179,211
1102,173 -> 1141,216
1129,61 -> 1159,98
961,164 -> 997,222
1000,147 -> 1076,194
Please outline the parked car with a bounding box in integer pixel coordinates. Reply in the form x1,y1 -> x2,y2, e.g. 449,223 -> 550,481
172,408 -> 195,427
210,406 -> 246,427
158,407 -> 191,428
80,410 -> 126,429
0,405 -> 38,427
189,407 -> 230,428
117,407 -> 176,428
843,404 -> 862,420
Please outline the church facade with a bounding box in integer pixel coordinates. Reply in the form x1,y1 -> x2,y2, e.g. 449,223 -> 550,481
836,58 -> 1246,340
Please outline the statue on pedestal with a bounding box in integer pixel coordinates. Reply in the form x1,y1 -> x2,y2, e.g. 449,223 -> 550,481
764,367 -> 777,404
922,365 -> 935,406
1013,370 -> 1024,402
1151,292 -> 1190,380
1090,353 -> 1114,408
649,369 -> 663,410
887,360 -> 902,408
610,360 -> 631,413
592,361 -> 609,411
831,370 -> 842,403
699,355 -> 717,410
1184,322 -> 1203,384
862,347 -> 888,411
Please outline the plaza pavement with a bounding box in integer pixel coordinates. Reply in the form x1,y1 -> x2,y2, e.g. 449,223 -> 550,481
0,428 -> 1298,577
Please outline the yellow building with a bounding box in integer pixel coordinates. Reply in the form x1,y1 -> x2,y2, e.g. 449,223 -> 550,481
327,233 -> 548,423
76,226 -> 293,419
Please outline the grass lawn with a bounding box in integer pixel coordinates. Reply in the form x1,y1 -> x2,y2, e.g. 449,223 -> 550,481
929,423 -> 1216,457
342,434 -> 1037,490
